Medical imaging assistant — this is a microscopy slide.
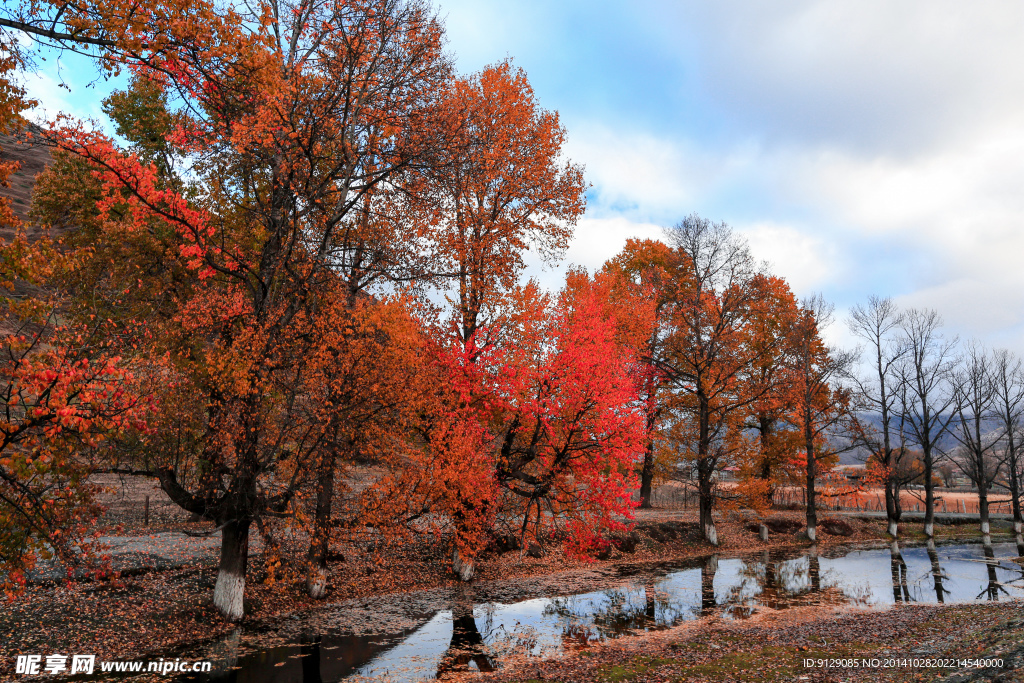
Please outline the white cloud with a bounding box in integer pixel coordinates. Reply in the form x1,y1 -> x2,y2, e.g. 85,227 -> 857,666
672,0 -> 1024,153
565,216 -> 664,271
737,221 -> 838,295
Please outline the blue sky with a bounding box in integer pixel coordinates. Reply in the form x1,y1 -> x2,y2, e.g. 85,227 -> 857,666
20,0 -> 1024,352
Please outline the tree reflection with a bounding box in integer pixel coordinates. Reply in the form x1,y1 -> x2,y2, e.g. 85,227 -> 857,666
701,555 -> 718,615
809,549 -> 821,593
542,578 -> 692,645
436,602 -> 494,677
890,540 -> 911,602
926,540 -> 950,604
978,542 -> 1007,602
298,634 -> 322,683
719,549 -> 851,614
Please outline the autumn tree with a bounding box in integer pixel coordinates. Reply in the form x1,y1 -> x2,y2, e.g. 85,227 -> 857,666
655,215 -> 784,545
895,308 -> 957,539
405,275 -> 645,579
787,295 -> 853,542
11,0 -> 454,620
406,60 -> 593,578
602,238 -> 678,509
417,60 -> 585,347
0,46 -> 148,594
736,274 -> 802,503
847,296 -> 909,537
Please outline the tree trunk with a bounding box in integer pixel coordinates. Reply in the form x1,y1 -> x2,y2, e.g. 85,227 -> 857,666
979,479 -> 991,538
638,434 -> 656,509
885,480 -> 899,537
923,446 -> 935,538
306,456 -> 335,599
699,460 -> 718,546
1008,450 -> 1022,536
804,416 -> 817,543
452,546 -> 475,581
214,519 -> 251,621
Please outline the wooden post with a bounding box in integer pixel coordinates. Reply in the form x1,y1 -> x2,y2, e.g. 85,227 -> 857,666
144,495 -> 150,527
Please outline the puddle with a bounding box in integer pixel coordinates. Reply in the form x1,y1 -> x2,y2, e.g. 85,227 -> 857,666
162,540 -> 1024,681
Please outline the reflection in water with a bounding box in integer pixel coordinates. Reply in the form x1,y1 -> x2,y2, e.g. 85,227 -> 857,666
890,541 -> 911,603
436,601 -> 494,677
926,540 -> 949,604
809,549 -> 821,593
299,634 -> 322,683
177,542 -> 1024,683
701,555 -> 718,615
980,543 -> 1005,602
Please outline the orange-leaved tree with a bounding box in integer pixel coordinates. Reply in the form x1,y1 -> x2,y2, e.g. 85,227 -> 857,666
602,238 -> 676,509
656,216 -> 786,545
734,275 -> 802,506
13,0 -> 452,619
787,295 -> 853,542
403,60 -> 595,577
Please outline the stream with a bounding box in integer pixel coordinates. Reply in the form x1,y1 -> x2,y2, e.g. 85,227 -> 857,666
162,539 -> 1024,682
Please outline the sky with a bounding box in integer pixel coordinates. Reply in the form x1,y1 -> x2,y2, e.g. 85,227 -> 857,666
19,0 -> 1024,354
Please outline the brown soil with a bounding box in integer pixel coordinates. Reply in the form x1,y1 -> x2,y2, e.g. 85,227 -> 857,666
477,601 -> 1024,682
0,504 -> 1001,679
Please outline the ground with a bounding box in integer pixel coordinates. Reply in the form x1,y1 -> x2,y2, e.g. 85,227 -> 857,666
483,602 -> 1024,683
1,494 -> 1020,681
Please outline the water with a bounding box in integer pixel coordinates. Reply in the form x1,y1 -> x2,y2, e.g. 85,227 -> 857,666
177,541 -> 1024,682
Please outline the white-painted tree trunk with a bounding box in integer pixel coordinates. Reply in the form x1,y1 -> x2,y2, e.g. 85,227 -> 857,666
213,520 -> 250,622
924,522 -> 934,538
806,524 -> 816,542
981,520 -> 991,535
452,547 -> 475,581
1014,520 -> 1022,535
213,569 -> 245,622
703,520 -> 719,546
887,519 -> 898,538
306,566 -> 328,600
759,524 -> 769,542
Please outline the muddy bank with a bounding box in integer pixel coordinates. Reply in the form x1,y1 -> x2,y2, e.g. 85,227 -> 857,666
0,510 -> 1014,679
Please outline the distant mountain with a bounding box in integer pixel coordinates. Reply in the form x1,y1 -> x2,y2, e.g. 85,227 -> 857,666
0,127 -> 53,242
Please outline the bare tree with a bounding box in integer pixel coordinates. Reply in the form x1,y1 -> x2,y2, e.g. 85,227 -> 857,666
847,296 -> 908,537
991,349 -> 1024,536
896,308 -> 957,538
950,342 -> 1003,538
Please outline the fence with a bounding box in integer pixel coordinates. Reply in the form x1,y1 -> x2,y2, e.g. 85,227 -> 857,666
638,484 -> 1018,516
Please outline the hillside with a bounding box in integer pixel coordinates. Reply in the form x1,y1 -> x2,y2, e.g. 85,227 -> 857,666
0,126 -> 53,241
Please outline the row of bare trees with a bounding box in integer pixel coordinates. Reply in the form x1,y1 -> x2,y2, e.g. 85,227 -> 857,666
848,297 -> 1024,541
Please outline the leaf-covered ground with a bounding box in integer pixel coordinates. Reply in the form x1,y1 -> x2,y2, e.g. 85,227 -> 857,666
481,602 -> 1024,683
0,509 -> 1017,680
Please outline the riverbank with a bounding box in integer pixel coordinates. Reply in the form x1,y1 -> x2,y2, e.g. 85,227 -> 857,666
482,601 -> 1024,683
0,510 -> 1018,679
